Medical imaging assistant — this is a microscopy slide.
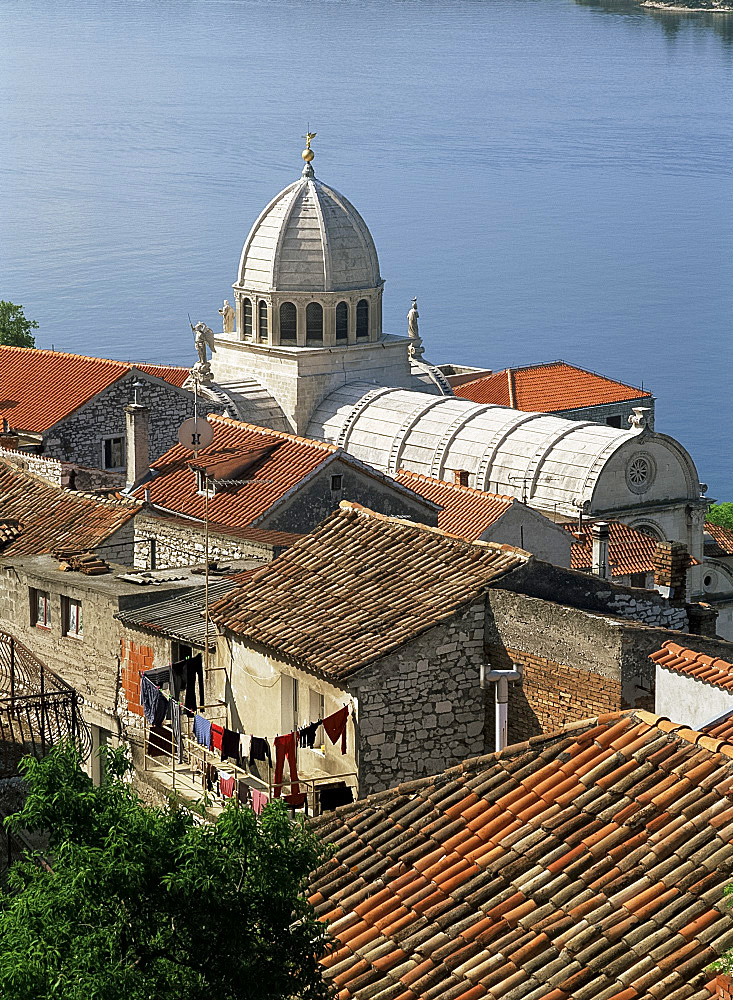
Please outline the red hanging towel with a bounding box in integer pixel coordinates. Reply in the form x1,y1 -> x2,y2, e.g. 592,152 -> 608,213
323,706 -> 348,755
210,723 -> 224,752
219,774 -> 235,798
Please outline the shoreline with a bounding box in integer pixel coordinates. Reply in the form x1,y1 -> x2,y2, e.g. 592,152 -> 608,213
641,1 -> 733,10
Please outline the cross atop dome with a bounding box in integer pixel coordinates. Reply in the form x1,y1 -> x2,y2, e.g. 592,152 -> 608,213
302,129 -> 316,177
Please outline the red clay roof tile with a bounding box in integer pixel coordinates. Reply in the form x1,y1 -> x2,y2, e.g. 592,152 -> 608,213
650,641 -> 733,694
567,521 -> 660,577
394,471 -> 514,541
0,345 -> 189,433
704,523 -> 733,558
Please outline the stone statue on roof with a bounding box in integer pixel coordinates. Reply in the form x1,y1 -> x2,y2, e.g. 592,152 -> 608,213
191,322 -> 216,383
219,299 -> 235,334
407,297 -> 424,360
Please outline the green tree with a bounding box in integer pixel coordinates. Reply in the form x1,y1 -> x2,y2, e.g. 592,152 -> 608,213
0,742 -> 331,1000
0,301 -> 38,347
708,503 -> 733,531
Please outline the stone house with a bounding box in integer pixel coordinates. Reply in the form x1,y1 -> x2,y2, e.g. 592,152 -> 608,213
395,468 -> 572,566
652,637 -> 733,729
0,345 -> 220,482
130,414 -> 439,562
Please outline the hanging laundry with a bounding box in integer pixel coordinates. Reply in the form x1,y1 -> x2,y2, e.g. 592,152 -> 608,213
193,713 -> 212,749
249,736 -> 272,767
210,722 -> 224,753
221,728 -> 240,764
219,771 -> 235,798
273,732 -> 300,799
184,653 -> 205,713
170,700 -> 183,764
251,788 -> 269,815
143,665 -> 171,689
205,763 -> 218,792
323,706 -> 349,754
299,722 -> 319,749
141,676 -> 169,728
237,780 -> 250,806
239,733 -> 250,763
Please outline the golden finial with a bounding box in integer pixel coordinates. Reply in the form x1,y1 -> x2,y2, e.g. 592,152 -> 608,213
302,129 -> 316,163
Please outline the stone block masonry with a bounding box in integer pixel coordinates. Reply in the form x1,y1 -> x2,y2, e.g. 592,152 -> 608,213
349,600 -> 487,795
133,514 -> 284,570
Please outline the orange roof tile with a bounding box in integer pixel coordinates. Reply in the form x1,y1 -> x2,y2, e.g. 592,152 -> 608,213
0,345 -> 190,433
705,522 -> 733,558
308,709 -> 733,1000
0,459 -> 139,556
453,361 -> 652,413
701,710 -> 733,743
650,640 -> 733,692
135,415 -> 338,529
210,502 -> 530,680
394,471 -> 514,541
567,520 -> 658,577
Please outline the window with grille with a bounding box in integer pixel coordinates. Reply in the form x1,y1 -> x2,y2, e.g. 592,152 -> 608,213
280,302 -> 297,344
336,302 -> 348,343
356,299 -> 369,340
258,300 -> 268,343
243,298 -> 253,340
306,302 -> 323,345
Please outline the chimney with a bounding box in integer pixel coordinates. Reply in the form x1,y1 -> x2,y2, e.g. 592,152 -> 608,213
125,384 -> 149,490
653,540 -> 689,605
454,469 -> 470,488
591,522 -> 610,579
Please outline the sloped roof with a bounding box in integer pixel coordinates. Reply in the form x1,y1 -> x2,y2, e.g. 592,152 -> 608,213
395,470 -> 514,541
702,710 -> 733,742
209,502 -> 529,681
567,520 -> 659,577
308,709 -> 733,1000
650,640 -> 733,692
115,578 -> 236,650
0,345 -> 190,433
134,415 -> 338,529
0,460 -> 139,556
453,361 -> 652,412
705,523 -> 733,558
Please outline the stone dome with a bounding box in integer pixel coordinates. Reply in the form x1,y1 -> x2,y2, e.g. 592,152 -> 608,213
237,164 -> 382,294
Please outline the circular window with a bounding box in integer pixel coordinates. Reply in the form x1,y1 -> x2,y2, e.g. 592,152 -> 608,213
704,574 -> 714,590
625,452 -> 656,495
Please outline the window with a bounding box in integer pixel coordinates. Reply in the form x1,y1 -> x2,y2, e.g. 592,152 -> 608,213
195,469 -> 215,496
30,588 -> 51,628
279,302 -> 297,345
103,435 -> 125,470
62,596 -> 83,638
336,301 -> 348,343
306,302 -> 323,346
309,688 -> 326,754
356,299 -> 369,340
330,474 -> 343,492
606,415 -> 622,428
242,297 -> 253,340
258,300 -> 268,343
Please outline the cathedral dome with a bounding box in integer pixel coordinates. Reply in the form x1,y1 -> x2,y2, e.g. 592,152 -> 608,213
237,164 -> 382,294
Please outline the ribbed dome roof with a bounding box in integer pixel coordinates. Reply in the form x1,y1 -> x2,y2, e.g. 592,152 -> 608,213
237,168 -> 382,293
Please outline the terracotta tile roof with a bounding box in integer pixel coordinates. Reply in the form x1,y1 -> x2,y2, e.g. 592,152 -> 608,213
701,710 -> 733,742
567,520 -> 658,577
209,502 -> 529,681
650,640 -> 733,692
395,471 -> 513,541
0,345 -> 190,433
308,709 -> 733,1000
0,519 -> 22,550
453,361 -> 652,412
0,459 -> 139,556
134,415 -> 338,529
705,522 -> 733,558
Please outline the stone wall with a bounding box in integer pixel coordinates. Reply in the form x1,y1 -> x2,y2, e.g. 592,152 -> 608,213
348,600 -> 486,795
42,372 -> 220,472
133,514 -> 285,570
554,397 -> 655,430
94,521 -> 136,567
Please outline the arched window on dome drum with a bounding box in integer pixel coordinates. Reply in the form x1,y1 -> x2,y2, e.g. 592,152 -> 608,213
306,302 -> 323,346
356,299 -> 369,340
258,300 -> 268,343
279,302 -> 297,345
242,298 -> 252,340
336,302 -> 348,343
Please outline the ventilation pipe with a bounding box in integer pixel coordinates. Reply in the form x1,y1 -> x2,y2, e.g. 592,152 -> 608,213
591,522 -> 610,579
480,663 -> 523,752
125,381 -> 149,490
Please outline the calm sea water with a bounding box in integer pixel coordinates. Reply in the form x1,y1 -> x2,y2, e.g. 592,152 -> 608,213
1,0 -> 732,495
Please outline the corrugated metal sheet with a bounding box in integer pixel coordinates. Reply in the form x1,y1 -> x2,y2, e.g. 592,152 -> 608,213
116,578 -> 236,649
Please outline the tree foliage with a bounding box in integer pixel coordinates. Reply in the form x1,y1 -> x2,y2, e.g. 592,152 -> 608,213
0,301 -> 38,347
708,503 -> 733,531
0,742 -> 331,1000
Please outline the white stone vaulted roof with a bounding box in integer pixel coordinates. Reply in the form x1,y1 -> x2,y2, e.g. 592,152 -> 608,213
307,381 -> 644,515
237,169 -> 382,293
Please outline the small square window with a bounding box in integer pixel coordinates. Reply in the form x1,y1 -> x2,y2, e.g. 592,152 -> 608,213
30,588 -> 51,628
103,435 -> 125,470
330,474 -> 343,492
61,596 -> 83,638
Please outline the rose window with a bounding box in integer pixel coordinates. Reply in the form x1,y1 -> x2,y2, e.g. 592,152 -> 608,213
628,457 -> 650,487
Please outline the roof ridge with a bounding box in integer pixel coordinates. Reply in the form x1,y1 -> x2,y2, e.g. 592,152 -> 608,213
0,457 -> 140,508
396,469 -> 514,502
207,414 -> 337,451
339,501 -> 531,559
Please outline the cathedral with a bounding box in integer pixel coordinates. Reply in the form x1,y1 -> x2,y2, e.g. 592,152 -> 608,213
195,141 -> 711,600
